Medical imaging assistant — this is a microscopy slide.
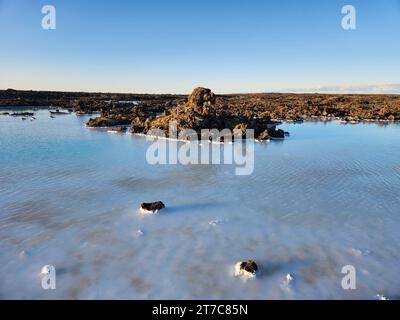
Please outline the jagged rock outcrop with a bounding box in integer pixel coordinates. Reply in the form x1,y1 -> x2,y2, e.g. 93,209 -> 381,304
187,87 -> 216,115
129,87 -> 285,140
84,87 -> 288,139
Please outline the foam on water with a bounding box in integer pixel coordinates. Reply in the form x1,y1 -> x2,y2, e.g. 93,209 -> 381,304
0,109 -> 400,299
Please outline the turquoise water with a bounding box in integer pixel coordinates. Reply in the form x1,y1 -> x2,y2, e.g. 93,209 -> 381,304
0,109 -> 399,299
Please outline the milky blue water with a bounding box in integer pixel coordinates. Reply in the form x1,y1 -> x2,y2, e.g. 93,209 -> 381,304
0,109 -> 399,299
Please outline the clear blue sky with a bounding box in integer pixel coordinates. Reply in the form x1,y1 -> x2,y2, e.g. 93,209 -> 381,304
1,0 -> 399,93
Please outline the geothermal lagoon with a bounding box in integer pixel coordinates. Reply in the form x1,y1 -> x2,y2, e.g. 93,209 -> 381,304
0,109 -> 399,299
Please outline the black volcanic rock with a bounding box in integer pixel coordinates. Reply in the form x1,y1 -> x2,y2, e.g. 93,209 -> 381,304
187,87 -> 216,115
140,201 -> 165,213
108,126 -> 127,133
235,260 -> 259,277
1,89 -> 399,122
129,87 -> 286,141
86,117 -> 131,127
10,112 -> 34,117
267,126 -> 285,138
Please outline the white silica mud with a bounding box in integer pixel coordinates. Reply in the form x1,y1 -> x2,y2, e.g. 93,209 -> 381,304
138,208 -> 161,216
0,109 -> 400,299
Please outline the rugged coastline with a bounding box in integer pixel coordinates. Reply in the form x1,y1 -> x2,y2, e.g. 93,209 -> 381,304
1,88 -> 399,121
86,87 -> 287,141
1,88 -> 400,136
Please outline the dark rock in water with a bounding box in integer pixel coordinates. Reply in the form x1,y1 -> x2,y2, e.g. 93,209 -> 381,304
241,260 -> 258,274
76,111 -> 93,116
0,112 -> 10,116
140,201 -> 165,213
235,260 -> 259,277
11,112 -> 34,117
49,109 -> 69,115
258,125 -> 286,139
108,126 -> 127,133
267,126 -> 285,138
257,129 -> 270,141
86,116 -> 131,128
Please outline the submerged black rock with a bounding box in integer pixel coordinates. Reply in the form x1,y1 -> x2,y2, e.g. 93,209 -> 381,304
140,201 -> 165,213
235,260 -> 259,277
49,109 -> 69,115
241,260 -> 258,274
11,112 -> 34,117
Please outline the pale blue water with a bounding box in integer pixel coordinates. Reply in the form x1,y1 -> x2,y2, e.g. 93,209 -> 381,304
0,109 -> 399,299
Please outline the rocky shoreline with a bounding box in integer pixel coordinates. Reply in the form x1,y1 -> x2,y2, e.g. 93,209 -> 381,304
1,88 -> 400,132
86,87 -> 287,141
83,87 -> 400,141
